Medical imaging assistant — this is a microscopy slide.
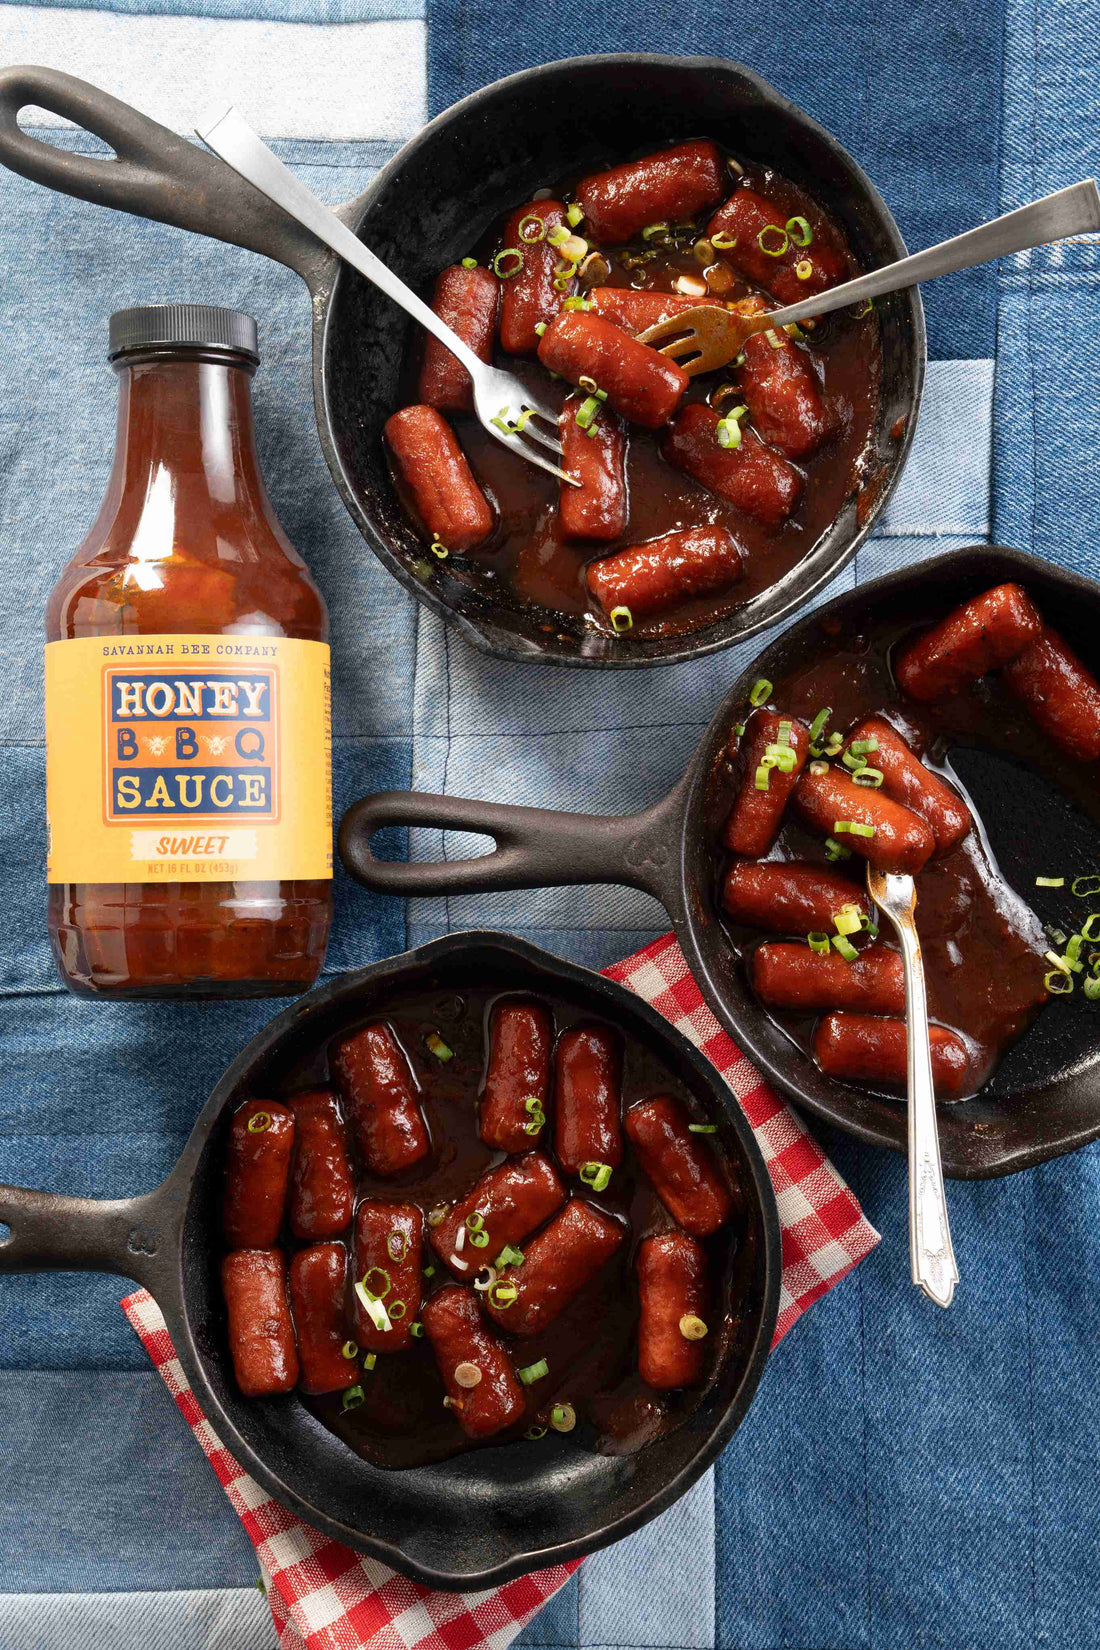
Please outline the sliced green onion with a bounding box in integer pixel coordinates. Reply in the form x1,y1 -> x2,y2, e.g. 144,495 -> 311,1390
1045,951 -> 1073,975
833,820 -> 876,838
361,1266 -> 391,1299
247,1110 -> 271,1134
860,912 -> 879,939
795,260 -> 813,281
808,708 -> 831,745
764,742 -> 797,773
1046,969 -> 1074,995
341,1340 -> 358,1360
493,247 -> 523,279
679,1314 -> 708,1340
579,1161 -> 613,1191
765,328 -> 787,350
389,1299 -> 407,1320
563,294 -> 594,310
749,677 -> 772,708
518,214 -> 547,243
832,934 -> 859,962
853,767 -> 884,788
850,738 -> 879,756
610,606 -> 633,633
1035,876 -> 1065,888
641,221 -> 669,240
808,759 -> 830,776
754,759 -> 775,791
1084,975 -> 1100,1000
688,1123 -> 717,1134
825,836 -> 852,861
364,1352 -> 377,1371
551,1403 -> 577,1433
342,1384 -> 365,1411
693,237 -> 715,265
842,749 -> 867,771
1067,933 -> 1086,966
524,1425 -> 548,1440
823,731 -> 844,756
777,720 -> 793,745
469,1229 -> 490,1247
757,224 -> 789,257
461,256 -> 478,269
566,202 -> 584,227
1081,915 -> 1100,942
489,1280 -> 518,1308
518,1358 -> 549,1385
547,224 -> 571,247
711,228 -> 737,250
427,1206 -> 447,1228
576,394 -> 603,431
410,1321 -> 425,1338
808,932 -> 831,954
422,1263 -> 436,1279
387,1230 -> 408,1263
786,215 -> 813,247
1072,875 -> 1100,897
833,906 -> 863,937
534,321 -> 548,337
465,1213 -> 485,1232
716,404 -> 748,448
495,1245 -> 525,1269
354,1284 -> 392,1334
429,539 -> 449,560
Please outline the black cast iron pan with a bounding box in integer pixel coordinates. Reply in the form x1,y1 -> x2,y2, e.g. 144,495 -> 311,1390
340,549 -> 1100,1179
0,932 -> 780,1586
0,56 -> 924,667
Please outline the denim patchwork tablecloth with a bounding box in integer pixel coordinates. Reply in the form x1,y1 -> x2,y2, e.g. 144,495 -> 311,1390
0,0 -> 1098,1644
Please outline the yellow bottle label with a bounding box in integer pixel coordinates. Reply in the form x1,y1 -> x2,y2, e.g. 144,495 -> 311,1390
45,634 -> 332,884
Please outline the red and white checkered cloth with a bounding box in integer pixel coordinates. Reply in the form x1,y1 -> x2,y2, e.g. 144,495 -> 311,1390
121,931 -> 879,1650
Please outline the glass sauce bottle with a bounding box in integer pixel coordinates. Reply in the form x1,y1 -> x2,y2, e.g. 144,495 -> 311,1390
45,305 -> 333,998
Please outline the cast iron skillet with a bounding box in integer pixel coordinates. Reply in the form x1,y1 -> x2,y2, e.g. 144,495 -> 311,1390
0,932 -> 780,1587
340,549 -> 1100,1180
0,56 -> 924,668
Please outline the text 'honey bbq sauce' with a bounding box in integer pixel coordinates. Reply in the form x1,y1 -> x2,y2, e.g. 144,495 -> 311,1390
46,306 -> 333,998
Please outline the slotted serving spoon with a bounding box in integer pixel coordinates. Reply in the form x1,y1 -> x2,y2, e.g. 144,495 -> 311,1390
865,865 -> 958,1309
197,105 -> 578,486
639,179 -> 1100,373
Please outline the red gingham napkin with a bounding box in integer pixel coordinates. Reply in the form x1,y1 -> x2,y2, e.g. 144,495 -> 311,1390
121,932 -> 879,1650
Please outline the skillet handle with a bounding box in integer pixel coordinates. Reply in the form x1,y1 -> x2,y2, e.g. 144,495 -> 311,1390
338,786 -> 687,910
0,1176 -> 180,1298
0,65 -> 322,280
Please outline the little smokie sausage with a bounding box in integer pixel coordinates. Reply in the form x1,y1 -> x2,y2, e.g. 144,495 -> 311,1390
894,583 -> 1042,701
289,1243 -> 358,1395
384,405 -> 494,554
586,526 -> 744,621
417,263 -> 499,411
738,329 -> 834,460
559,394 -> 627,541
794,765 -> 935,874
591,286 -> 722,334
662,403 -> 803,529
431,1152 -> 565,1278
538,311 -> 688,429
287,1090 -> 355,1241
334,1022 -> 430,1177
421,1285 -> 526,1439
636,1231 -> 709,1391
813,1013 -> 971,1097
842,717 -> 971,854
222,1248 -> 299,1397
706,187 -> 845,304
1003,626 -> 1100,763
487,1198 -> 625,1335
723,710 -> 810,857
751,941 -> 905,1013
624,1095 -> 732,1237
553,1024 -> 623,1176
480,999 -> 554,1153
576,141 -> 726,245
721,860 -> 870,934
499,199 -> 570,354
222,1099 -> 294,1249
352,1201 -> 423,1354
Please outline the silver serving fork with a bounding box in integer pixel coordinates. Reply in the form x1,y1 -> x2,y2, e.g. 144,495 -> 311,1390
865,864 -> 959,1309
196,105 -> 576,487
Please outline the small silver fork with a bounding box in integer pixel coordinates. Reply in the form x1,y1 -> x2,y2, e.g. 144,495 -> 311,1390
196,105 -> 577,487
865,865 -> 959,1309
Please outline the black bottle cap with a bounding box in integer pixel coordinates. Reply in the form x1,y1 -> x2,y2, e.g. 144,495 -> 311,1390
108,304 -> 260,363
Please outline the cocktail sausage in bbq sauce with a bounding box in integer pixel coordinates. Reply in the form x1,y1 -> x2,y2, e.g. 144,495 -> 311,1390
662,403 -> 803,529
553,1024 -> 623,1176
576,141 -> 726,246
222,1099 -> 295,1250
723,710 -> 811,857
721,860 -> 870,935
739,330 -> 835,460
706,187 -> 846,304
334,1022 -> 430,1177
894,582 -> 1042,701
558,394 -> 627,541
624,1095 -> 733,1237
794,765 -> 935,875
813,1013 -> 971,1097
479,999 -> 554,1153
420,1285 -> 527,1439
287,1090 -> 354,1241
1004,626 -> 1100,763
841,717 -> 972,855
384,406 -> 494,554
636,1231 -> 708,1391
587,526 -> 744,621
591,286 -> 722,333
537,311 -> 689,429
289,1243 -> 359,1395
499,199 -> 571,354
431,1152 -> 566,1279
222,1248 -> 299,1397
417,264 -> 499,412
751,941 -> 905,1014
486,1198 -> 625,1336
353,1201 -> 423,1354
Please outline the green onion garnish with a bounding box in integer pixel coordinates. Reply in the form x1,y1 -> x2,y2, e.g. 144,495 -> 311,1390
842,749 -> 867,771
389,1299 -> 407,1320
563,294 -> 594,311
853,767 -> 884,788
489,1280 -> 518,1308
247,1110 -> 271,1134
576,394 -> 603,431
748,678 -> 772,707
566,202 -> 584,227
493,247 -> 523,279
833,821 -> 876,838
364,1353 -> 377,1371
518,214 -> 547,243
1084,975 -> 1100,1001
832,934 -> 859,962
641,221 -> 669,240
850,738 -> 879,756
518,1358 -> 549,1385
711,229 -> 737,250
823,732 -> 843,756
808,708 -> 831,745
764,741 -> 798,773
429,539 -> 449,560
495,1245 -> 524,1269
852,298 -> 874,319
341,1340 -> 358,1360
1082,915 -> 1100,942
679,1314 -> 708,1341
757,225 -> 789,257
1046,970 -> 1074,995
786,215 -> 812,246
342,1384 -> 365,1411
808,931 -> 831,954
524,1425 -> 548,1440
579,1161 -> 613,1191
715,404 -> 748,450
469,1230 -> 490,1247
355,1285 -> 391,1334
688,1123 -> 717,1134
795,260 -> 813,281
423,1264 -> 436,1279
461,256 -> 478,269
465,1213 -> 484,1232
534,321 -> 548,337
825,837 -> 852,862
754,759 -> 775,791
361,1266 -> 391,1298
410,1321 -> 424,1337
1072,875 -> 1100,897
694,237 -> 715,265
1045,951 -> 1073,975
550,1403 -> 577,1433
833,906 -> 863,937
610,606 -> 633,633
547,224 -> 570,247
427,1206 -> 447,1228
387,1230 -> 408,1263
1035,876 -> 1065,888
808,759 -> 830,776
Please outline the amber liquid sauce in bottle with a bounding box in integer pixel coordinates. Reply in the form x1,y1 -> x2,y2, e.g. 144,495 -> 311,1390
46,308 -> 332,997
